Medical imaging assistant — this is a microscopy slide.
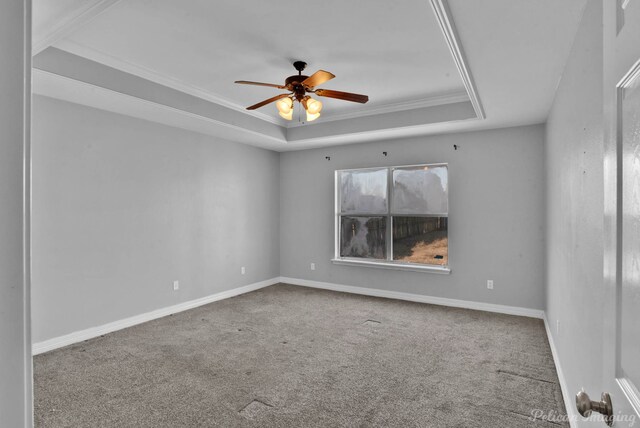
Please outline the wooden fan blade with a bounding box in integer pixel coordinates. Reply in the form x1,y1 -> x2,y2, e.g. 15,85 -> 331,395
301,70 -> 335,88
235,80 -> 287,89
246,93 -> 290,110
315,89 -> 369,103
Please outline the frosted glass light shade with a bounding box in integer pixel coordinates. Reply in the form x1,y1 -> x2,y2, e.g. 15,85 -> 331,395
306,111 -> 320,121
306,98 -> 323,114
276,97 -> 293,120
279,110 -> 293,120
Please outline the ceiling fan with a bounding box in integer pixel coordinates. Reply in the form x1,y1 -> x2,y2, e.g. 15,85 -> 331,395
235,61 -> 369,122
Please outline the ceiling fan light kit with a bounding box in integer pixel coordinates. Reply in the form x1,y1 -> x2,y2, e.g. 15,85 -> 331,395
276,97 -> 293,120
235,60 -> 369,123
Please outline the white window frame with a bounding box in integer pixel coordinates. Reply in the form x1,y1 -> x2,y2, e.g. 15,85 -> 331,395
332,163 -> 451,274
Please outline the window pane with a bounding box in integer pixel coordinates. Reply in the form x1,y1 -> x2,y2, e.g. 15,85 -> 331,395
392,217 -> 448,265
340,216 -> 387,259
392,165 -> 448,215
340,169 -> 388,214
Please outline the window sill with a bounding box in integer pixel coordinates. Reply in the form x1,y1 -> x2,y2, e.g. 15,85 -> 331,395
331,258 -> 451,274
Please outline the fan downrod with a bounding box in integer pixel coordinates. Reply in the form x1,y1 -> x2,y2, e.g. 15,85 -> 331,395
286,61 -> 309,93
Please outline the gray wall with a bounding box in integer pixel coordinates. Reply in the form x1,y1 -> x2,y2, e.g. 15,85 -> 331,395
280,125 -> 546,310
31,96 -> 280,343
545,0 -> 604,412
0,0 -> 32,426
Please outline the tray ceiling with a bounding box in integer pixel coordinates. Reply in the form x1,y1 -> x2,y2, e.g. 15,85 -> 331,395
54,0 -> 468,123
32,0 -> 587,151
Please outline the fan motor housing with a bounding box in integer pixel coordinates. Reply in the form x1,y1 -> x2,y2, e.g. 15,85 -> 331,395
285,75 -> 309,87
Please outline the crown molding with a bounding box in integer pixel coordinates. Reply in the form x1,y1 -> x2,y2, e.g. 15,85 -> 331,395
32,68 -> 286,149
430,0 -> 485,120
52,3 -> 478,130
284,108 -> 480,149
617,57 -> 640,90
37,0 -> 485,146
53,39 -> 284,126
33,0 -> 123,56
287,91 -> 469,128
34,66 -> 481,151
286,91 -> 469,128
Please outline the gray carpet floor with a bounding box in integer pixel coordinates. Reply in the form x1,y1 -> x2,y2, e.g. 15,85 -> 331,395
34,283 -> 567,427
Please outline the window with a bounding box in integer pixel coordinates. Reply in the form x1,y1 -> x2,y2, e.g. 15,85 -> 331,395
334,163 -> 449,273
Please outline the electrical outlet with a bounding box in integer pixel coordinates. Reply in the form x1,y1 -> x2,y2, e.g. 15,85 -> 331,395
173,280 -> 179,291
310,262 -> 316,271
241,266 -> 246,275
487,280 -> 494,290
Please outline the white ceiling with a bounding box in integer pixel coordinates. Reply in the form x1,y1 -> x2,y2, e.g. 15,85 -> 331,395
32,0 -> 86,38
53,0 -> 467,123
447,0 -> 587,126
32,0 -> 588,151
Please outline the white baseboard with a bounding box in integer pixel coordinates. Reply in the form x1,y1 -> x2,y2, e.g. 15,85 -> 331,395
32,277 -> 279,355
543,313 -> 577,428
278,276 -> 544,319
34,275 -> 572,424
34,276 -> 545,353
279,277 -> 576,421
